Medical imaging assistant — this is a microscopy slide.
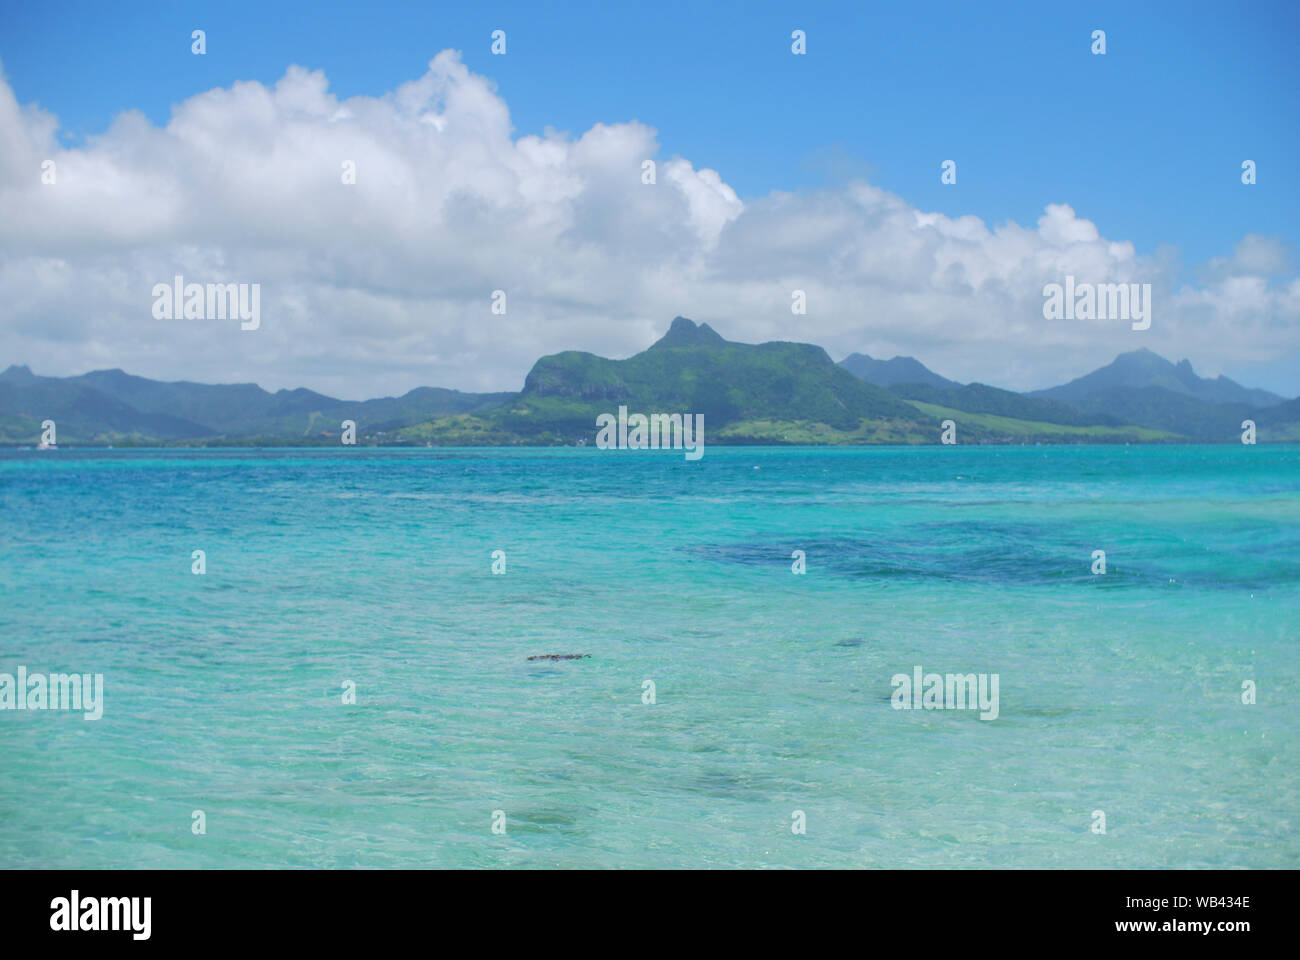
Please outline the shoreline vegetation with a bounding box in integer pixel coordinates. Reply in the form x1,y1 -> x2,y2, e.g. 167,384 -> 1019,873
4,318 -> 1297,447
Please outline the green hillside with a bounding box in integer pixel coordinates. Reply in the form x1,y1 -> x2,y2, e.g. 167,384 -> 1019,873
4,323 -> 1296,447
395,318 -> 938,444
903,401 -> 1175,443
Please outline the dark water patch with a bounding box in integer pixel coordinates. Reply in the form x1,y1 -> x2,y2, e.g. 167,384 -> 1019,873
71,633 -> 137,644
684,529 -> 1291,591
687,769 -> 774,800
684,535 -> 1095,587
507,810 -> 585,833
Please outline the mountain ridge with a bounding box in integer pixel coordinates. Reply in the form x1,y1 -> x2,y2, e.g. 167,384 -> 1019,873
3,325 -> 1296,445
1029,348 -> 1284,409
838,353 -> 961,390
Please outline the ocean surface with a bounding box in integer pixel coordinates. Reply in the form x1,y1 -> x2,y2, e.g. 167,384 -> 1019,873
0,445 -> 1296,869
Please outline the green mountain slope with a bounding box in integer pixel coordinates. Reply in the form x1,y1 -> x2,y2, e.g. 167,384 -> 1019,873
882,353 -> 1298,443
1045,385 -> 1255,441
839,352 -> 961,390
889,381 -> 1125,428
903,400 -> 1174,443
4,329 -> 1295,446
0,364 -> 512,443
1031,349 -> 1284,409
472,317 -> 937,442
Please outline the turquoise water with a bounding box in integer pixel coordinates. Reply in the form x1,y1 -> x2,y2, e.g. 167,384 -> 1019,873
0,445 -> 1296,868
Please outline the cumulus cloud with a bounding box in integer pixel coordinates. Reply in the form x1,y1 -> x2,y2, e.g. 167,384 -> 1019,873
0,51 -> 1295,397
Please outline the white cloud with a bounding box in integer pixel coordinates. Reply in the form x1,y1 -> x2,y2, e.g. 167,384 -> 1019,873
0,51 -> 1295,398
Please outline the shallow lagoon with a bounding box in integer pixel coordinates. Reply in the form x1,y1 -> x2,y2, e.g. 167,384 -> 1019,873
1,445 -> 1295,867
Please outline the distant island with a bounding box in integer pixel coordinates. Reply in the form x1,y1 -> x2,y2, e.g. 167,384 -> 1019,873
3,318 -> 1297,446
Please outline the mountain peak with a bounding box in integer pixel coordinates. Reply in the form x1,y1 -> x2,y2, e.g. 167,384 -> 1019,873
1172,357 -> 1203,389
1035,348 -> 1284,410
839,352 -> 961,390
1,364 -> 35,381
649,316 -> 728,350
1114,347 -> 1171,365
1109,350 -> 1208,386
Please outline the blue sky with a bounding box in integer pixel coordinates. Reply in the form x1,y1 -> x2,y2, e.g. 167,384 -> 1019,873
3,0 -> 1296,266
0,0 -> 1296,396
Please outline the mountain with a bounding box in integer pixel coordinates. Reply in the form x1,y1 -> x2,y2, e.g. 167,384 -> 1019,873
3,333 -> 1296,446
476,317 -> 935,443
400,322 -> 1225,446
0,368 -> 216,442
839,352 -> 961,390
853,347 -> 1298,443
650,317 -> 729,350
1031,384 -> 1264,441
1030,348 -> 1284,409
889,381 -> 1126,428
0,364 -> 512,444
1255,396 -> 1300,441
1017,349 -> 1294,441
